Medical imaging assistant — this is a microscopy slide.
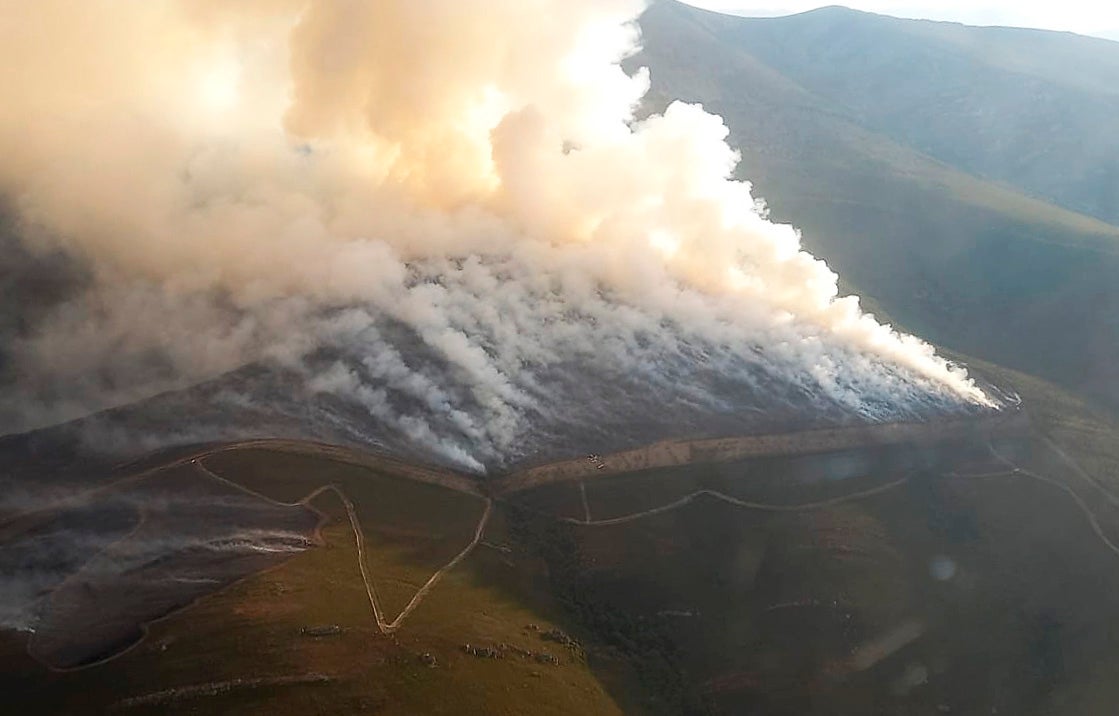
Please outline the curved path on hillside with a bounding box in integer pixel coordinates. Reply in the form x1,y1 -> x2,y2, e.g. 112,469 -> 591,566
3,414 -> 1040,660
0,438 -> 480,534
944,440 -> 1119,560
564,476 -> 910,527
16,443 -> 490,672
983,444 -> 1119,559
193,459 -> 492,634
565,429 -> 1119,558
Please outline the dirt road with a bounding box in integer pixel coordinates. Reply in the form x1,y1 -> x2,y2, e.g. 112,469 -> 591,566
193,459 -> 492,635
564,477 -> 911,527
1,438 -> 479,533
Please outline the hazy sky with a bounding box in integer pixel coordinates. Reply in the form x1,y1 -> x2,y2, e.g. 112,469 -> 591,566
681,1 -> 1119,39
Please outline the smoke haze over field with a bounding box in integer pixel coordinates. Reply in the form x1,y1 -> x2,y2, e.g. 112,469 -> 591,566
0,0 -> 993,470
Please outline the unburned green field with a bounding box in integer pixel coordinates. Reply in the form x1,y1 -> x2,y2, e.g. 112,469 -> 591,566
507,379 -> 1119,714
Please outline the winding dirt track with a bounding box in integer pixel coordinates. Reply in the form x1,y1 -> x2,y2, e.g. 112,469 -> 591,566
17,446 -> 491,673
193,459 -> 492,634
564,477 -> 911,527
1,415 -> 1034,650
0,438 -> 479,534
579,481 -> 592,522
982,443 -> 1119,559
942,439 -> 1119,560
334,484 -> 492,633
563,432 -> 1119,565
13,408 -> 1119,682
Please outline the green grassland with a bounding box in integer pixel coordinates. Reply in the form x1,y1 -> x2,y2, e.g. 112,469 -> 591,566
507,367 -> 1119,715
0,449 -> 624,715
203,448 -> 488,617
6,363 -> 1119,714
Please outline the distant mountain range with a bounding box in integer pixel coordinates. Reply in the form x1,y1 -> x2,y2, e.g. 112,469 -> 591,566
636,1 -> 1119,409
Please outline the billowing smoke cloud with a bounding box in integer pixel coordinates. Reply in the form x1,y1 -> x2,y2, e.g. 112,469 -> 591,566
0,0 -> 993,471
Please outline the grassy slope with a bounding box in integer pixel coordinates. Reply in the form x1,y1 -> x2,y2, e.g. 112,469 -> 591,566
0,450 -> 625,716
4,374 -> 1117,715
713,6 -> 1119,226
511,364 -> 1119,714
636,1 -> 1119,411
953,353 -> 1119,491
4,372 -> 1119,714
204,449 -> 486,617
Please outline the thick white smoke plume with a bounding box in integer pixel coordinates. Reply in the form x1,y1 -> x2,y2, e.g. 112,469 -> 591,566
0,0 -> 993,471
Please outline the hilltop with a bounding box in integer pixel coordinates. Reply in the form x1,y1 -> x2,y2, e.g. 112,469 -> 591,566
636,1 -> 1119,410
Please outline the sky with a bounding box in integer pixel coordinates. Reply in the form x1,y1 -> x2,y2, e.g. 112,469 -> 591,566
681,1 -> 1119,39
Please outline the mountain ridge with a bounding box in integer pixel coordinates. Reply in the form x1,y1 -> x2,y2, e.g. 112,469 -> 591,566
637,0 -> 1119,411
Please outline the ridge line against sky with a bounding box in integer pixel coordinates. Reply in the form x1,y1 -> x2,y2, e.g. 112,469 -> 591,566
679,1 -> 1119,40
